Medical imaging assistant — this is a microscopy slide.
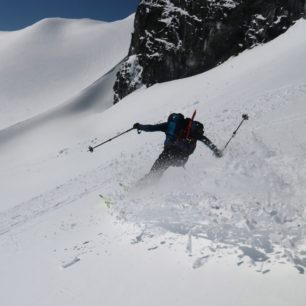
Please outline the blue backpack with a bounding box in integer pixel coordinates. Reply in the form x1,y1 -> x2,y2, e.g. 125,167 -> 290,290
165,113 -> 204,153
166,113 -> 185,143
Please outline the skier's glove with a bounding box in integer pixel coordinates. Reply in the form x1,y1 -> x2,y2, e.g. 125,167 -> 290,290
133,123 -> 141,130
214,149 -> 223,158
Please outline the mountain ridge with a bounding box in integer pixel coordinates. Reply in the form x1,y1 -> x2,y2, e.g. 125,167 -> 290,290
0,15 -> 134,129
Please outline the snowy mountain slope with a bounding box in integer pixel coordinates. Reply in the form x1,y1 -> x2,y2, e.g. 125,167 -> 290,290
0,16 -> 134,129
0,60 -> 123,147
0,18 -> 306,306
0,60 -> 122,210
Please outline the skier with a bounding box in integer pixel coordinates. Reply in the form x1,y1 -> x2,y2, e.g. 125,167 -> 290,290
133,112 -> 222,181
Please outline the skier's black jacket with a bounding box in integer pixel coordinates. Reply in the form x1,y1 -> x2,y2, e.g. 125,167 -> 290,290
136,122 -> 221,157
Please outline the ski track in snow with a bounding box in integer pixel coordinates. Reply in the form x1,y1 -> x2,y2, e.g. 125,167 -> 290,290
0,157 -> 127,236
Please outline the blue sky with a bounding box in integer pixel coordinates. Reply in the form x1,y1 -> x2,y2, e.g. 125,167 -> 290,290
0,0 -> 140,31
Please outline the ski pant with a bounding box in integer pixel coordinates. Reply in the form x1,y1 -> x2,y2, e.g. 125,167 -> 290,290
150,146 -> 190,176
137,146 -> 190,187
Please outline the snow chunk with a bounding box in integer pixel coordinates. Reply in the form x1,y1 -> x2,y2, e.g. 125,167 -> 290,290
142,0 -> 202,23
207,0 -> 240,10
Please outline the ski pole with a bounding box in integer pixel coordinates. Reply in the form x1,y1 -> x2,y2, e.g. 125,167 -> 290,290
221,114 -> 249,153
186,109 -> 197,139
88,127 -> 134,153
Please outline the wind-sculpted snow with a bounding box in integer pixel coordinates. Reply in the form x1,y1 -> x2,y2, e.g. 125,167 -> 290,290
0,16 -> 134,129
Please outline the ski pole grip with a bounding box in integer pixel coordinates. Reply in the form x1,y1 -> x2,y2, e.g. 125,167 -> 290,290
242,114 -> 249,120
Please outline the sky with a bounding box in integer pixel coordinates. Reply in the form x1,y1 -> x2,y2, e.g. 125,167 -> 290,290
0,0 -> 140,31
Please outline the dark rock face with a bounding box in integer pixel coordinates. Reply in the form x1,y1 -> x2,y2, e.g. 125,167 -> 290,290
114,0 -> 306,103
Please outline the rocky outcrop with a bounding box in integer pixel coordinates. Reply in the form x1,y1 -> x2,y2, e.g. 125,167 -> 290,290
114,0 -> 306,103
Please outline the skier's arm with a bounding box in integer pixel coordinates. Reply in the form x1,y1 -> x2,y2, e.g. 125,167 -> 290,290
133,122 -> 167,133
199,135 -> 222,157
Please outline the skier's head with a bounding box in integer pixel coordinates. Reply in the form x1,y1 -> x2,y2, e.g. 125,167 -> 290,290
167,113 -> 184,122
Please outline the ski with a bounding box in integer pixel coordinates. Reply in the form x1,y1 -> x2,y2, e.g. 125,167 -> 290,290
99,194 -> 115,208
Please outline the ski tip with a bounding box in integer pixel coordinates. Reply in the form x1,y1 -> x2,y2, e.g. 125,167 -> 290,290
99,194 -> 115,208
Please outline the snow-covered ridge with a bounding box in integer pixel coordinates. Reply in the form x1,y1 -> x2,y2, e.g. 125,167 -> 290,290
0,17 -> 108,34
0,15 -> 134,130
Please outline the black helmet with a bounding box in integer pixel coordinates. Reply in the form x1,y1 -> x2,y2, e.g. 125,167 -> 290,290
167,113 -> 184,122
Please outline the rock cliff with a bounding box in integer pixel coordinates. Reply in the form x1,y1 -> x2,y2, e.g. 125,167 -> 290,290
114,0 -> 305,103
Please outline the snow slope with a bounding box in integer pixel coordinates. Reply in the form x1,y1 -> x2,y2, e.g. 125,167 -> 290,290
1,17 -> 306,306
0,16 -> 134,129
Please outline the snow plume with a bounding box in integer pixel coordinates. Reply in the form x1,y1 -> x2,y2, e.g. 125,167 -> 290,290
106,145 -> 306,274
